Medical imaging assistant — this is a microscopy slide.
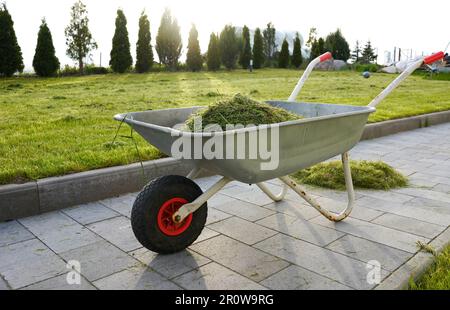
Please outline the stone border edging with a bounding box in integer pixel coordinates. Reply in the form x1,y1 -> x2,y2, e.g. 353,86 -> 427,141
375,227 -> 450,290
1,109 -> 450,222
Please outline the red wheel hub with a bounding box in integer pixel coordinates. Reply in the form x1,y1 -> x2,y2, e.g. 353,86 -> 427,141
157,198 -> 193,236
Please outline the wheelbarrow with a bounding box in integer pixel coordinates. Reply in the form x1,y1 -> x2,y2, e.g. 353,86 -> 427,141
114,51 -> 444,254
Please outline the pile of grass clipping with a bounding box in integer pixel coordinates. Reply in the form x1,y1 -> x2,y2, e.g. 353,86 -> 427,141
186,94 -> 301,131
292,160 -> 408,190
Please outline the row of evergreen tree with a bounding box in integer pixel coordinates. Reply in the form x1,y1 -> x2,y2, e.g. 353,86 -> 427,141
0,1 -> 376,77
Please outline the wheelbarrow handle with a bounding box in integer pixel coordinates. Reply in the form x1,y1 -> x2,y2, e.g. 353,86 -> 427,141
288,52 -> 333,102
368,51 -> 445,108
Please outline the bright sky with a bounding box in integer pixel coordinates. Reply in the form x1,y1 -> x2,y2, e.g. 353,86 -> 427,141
6,0 -> 449,71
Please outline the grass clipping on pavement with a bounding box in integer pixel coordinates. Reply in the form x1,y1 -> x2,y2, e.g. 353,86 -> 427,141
185,94 -> 301,131
292,160 -> 408,190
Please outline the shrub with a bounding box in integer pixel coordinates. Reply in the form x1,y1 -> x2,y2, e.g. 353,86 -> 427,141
354,63 -> 379,72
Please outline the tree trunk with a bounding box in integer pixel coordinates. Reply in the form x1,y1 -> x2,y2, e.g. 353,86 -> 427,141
79,58 -> 84,75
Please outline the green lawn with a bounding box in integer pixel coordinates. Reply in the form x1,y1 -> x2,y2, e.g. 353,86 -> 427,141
410,244 -> 450,290
1,69 -> 449,185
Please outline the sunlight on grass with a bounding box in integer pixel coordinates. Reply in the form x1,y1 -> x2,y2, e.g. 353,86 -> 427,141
0,69 -> 449,185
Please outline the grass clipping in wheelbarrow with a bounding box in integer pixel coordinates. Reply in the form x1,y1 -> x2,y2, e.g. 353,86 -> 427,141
292,161 -> 408,190
185,94 -> 302,131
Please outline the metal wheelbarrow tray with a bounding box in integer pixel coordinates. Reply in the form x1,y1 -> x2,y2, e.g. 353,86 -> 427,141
115,52 -> 444,254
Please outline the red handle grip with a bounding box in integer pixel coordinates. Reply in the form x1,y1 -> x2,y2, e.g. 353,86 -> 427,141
424,51 -> 444,65
319,52 -> 332,62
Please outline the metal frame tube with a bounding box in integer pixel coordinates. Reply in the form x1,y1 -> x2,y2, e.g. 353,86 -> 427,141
279,152 -> 355,222
173,176 -> 232,223
256,182 -> 288,202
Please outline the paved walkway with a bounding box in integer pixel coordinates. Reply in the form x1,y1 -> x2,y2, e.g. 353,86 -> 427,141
1,123 -> 450,290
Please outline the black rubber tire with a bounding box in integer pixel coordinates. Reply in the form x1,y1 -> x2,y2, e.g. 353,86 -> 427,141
131,175 -> 207,254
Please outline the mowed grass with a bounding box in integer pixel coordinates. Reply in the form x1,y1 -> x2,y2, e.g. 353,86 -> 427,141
1,69 -> 449,185
410,244 -> 450,290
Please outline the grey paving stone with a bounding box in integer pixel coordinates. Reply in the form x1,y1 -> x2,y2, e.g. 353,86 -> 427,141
311,216 -> 428,253
371,213 -> 445,239
192,227 -> 220,244
356,195 -> 450,227
257,213 -> 344,247
432,183 -> 450,194
408,172 -> 450,186
62,202 -> 119,225
356,190 -> 414,204
261,265 -> 352,290
209,194 -> 275,222
93,266 -> 180,290
0,221 -> 34,247
326,235 -> 412,272
223,187 -> 275,206
254,234 -> 388,290
21,274 -> 96,290
87,216 -> 141,252
173,262 -> 266,290
208,217 -> 277,245
392,188 -> 450,204
206,208 -> 233,225
190,235 -> 289,282
130,248 -> 210,279
101,198 -> 132,218
262,200 -> 319,220
60,240 -> 140,281
314,196 -> 384,222
19,212 -> 101,254
0,239 -> 67,289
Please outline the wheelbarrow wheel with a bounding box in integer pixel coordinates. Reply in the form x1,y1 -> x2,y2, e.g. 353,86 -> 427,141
131,175 -> 207,254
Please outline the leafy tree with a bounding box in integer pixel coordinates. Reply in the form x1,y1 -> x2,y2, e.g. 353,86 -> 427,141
135,10 -> 153,73
361,40 -> 377,64
278,38 -> 290,68
33,18 -> 60,77
239,25 -> 252,69
186,24 -> 203,71
325,29 -> 350,61
291,32 -> 303,68
155,8 -> 182,70
252,28 -> 264,69
351,40 -> 361,63
206,33 -> 220,71
219,25 -> 239,70
65,0 -> 97,74
306,27 -> 317,49
263,22 -> 277,61
310,37 -> 325,60
0,4 -> 24,76
110,9 -> 132,73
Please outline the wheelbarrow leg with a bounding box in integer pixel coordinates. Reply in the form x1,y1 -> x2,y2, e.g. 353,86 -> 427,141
279,152 -> 355,222
256,182 -> 288,202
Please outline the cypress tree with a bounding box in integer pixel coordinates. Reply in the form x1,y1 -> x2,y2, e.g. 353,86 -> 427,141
239,25 -> 252,69
110,9 -> 132,73
325,29 -> 350,61
0,4 -> 24,77
135,10 -> 153,73
219,25 -> 239,70
361,40 -> 377,64
252,28 -> 264,69
291,32 -> 302,68
310,37 -> 325,60
207,33 -> 220,71
156,8 -> 182,70
33,18 -> 60,77
186,24 -> 203,71
278,38 -> 290,68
